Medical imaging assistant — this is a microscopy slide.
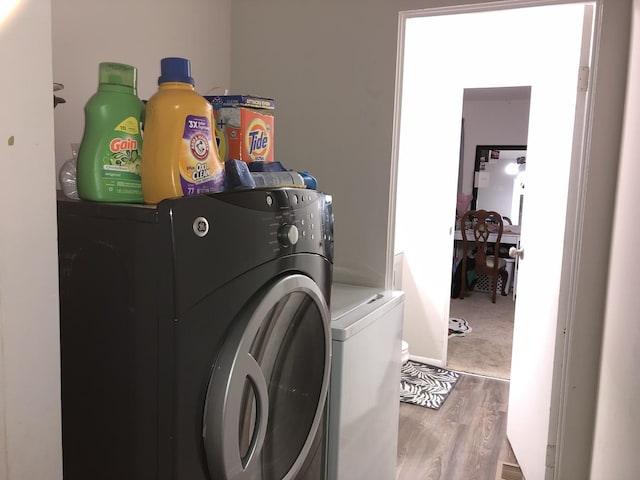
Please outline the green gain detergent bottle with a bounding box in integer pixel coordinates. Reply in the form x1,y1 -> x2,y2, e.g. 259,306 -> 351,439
77,62 -> 144,202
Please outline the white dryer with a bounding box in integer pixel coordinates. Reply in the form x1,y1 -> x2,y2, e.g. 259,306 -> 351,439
328,283 -> 405,480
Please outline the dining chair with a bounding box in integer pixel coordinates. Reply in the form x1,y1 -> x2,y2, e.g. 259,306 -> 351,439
458,209 -> 508,303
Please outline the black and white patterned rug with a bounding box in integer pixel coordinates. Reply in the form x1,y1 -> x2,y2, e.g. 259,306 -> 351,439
400,360 -> 460,410
449,317 -> 472,337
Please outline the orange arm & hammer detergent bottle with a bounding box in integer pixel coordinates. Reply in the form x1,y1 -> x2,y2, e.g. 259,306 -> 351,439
76,62 -> 144,202
141,57 -> 225,204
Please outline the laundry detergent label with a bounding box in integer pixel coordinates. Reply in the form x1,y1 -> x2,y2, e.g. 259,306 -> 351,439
244,117 -> 272,162
212,107 -> 274,163
100,119 -> 143,199
179,115 -> 225,195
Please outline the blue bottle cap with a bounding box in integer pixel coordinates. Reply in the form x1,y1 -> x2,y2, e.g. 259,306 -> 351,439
299,171 -> 318,190
158,57 -> 195,85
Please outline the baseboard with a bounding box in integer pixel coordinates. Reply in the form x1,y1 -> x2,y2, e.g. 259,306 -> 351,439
408,354 -> 443,368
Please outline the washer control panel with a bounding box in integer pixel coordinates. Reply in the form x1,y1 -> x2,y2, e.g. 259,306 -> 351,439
260,189 -> 333,258
173,187 -> 334,263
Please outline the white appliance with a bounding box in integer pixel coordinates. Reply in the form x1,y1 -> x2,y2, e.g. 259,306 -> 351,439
328,283 -> 405,480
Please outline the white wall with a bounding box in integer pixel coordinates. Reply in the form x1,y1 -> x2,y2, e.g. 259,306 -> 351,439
397,96 -> 529,366
395,96 -> 529,251
232,0 -> 632,477
0,0 -> 62,477
460,97 -> 530,195
51,0 -> 231,187
0,1 -> 231,478
591,0 -> 640,477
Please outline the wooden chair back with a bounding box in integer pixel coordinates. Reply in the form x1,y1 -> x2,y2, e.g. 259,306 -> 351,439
459,209 -> 506,303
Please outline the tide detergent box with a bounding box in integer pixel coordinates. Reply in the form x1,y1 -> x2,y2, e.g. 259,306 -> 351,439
205,95 -> 275,163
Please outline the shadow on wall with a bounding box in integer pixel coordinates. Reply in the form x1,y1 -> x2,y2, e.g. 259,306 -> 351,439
395,252 -> 446,366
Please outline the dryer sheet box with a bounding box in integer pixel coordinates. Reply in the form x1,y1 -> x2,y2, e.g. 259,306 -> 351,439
205,95 -> 275,164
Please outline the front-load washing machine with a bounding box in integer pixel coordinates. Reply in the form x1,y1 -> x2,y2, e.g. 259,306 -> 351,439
57,188 -> 334,480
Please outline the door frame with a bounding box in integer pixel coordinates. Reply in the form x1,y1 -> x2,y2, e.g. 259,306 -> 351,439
388,0 -> 602,476
549,2 -> 600,476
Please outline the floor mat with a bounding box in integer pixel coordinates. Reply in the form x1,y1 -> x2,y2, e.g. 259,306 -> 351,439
400,360 -> 460,410
449,316 -> 472,336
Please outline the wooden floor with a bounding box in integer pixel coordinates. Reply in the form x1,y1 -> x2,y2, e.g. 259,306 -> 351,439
396,374 -> 518,480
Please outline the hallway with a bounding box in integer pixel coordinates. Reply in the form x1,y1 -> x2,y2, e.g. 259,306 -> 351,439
448,291 -> 515,379
396,374 -> 518,480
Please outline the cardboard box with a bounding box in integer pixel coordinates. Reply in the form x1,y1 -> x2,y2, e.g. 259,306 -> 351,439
205,95 -> 275,163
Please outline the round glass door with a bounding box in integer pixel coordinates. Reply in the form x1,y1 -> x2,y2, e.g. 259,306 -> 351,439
203,274 -> 330,480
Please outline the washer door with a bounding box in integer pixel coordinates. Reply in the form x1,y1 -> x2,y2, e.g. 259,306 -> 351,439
203,274 -> 330,480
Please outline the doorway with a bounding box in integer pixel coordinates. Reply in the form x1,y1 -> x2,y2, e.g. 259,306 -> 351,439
393,3 -> 593,477
394,2 -> 586,367
447,87 -> 531,380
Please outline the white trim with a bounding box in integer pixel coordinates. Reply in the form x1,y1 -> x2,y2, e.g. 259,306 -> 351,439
400,0 -> 595,19
552,1 -> 600,476
408,354 -> 443,368
385,14 -> 407,291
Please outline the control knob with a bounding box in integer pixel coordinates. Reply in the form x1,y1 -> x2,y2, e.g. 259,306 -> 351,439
278,224 -> 299,247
